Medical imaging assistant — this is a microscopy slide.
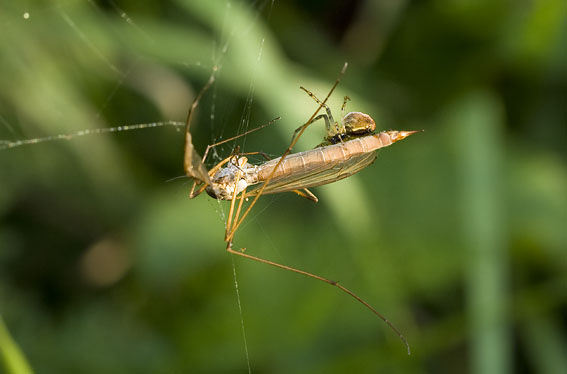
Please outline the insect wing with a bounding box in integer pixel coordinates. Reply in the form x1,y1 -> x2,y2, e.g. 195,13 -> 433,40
247,152 -> 377,196
184,131 -> 211,185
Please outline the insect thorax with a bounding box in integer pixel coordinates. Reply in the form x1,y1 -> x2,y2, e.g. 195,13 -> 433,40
206,159 -> 259,200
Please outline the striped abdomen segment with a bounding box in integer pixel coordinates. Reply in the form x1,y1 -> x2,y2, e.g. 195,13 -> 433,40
251,131 -> 415,195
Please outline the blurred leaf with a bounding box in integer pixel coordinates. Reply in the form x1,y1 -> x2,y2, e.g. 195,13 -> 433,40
0,317 -> 33,374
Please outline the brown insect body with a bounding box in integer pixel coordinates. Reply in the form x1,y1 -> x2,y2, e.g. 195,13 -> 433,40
204,130 -> 417,200
251,130 -> 416,196
185,63 -> 417,354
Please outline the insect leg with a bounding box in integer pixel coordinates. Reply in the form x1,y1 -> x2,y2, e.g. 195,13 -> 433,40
201,117 -> 280,164
292,189 -> 318,203
225,245 -> 410,355
233,151 -> 272,161
256,151 -> 272,161
225,166 -> 245,241
232,188 -> 247,239
189,180 -> 202,199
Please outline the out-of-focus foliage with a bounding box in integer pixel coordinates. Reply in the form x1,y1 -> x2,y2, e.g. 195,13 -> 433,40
0,317 -> 32,374
0,0 -> 565,373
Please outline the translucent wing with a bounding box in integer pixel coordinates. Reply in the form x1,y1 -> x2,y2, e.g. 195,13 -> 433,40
246,130 -> 419,197
247,152 -> 377,196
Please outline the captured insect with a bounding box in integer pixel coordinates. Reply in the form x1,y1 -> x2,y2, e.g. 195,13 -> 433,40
1,63 -> 418,354
184,63 -> 418,354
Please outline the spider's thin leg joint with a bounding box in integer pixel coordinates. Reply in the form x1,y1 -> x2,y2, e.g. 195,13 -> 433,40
292,114 -> 330,143
341,96 -> 351,115
300,86 -> 341,137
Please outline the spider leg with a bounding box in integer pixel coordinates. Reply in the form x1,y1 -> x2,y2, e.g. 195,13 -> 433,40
291,114 -> 331,144
300,86 -> 344,138
341,95 -> 351,119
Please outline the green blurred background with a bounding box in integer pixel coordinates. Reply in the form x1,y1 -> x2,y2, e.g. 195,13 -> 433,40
0,0 -> 565,373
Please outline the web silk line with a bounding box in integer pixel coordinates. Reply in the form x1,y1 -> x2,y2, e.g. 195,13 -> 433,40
0,121 -> 185,150
59,10 -> 123,77
232,257 -> 252,374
